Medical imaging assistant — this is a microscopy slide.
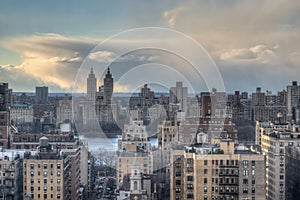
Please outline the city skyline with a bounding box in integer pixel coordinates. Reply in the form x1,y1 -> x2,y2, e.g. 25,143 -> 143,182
0,1 -> 300,93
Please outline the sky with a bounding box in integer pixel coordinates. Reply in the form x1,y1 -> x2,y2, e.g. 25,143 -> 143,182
0,0 -> 300,94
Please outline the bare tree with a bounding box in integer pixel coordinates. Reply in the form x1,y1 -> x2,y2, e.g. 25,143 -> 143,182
95,147 -> 116,176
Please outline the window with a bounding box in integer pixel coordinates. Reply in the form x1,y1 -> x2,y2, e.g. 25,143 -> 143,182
252,187 -> 255,193
187,176 -> 194,181
187,184 -> 193,189
30,164 -> 34,169
204,178 -> 207,184
187,193 -> 194,199
44,164 -> 47,169
57,179 -> 61,184
243,179 -> 248,185
243,170 -> 248,176
243,160 -> 248,167
30,171 -> 34,177
204,160 -> 208,165
57,171 -> 61,176
134,181 -> 138,190
204,169 -> 208,174
252,179 -> 255,185
44,179 -> 47,184
176,180 -> 181,185
176,172 -> 181,177
44,171 -> 47,177
243,188 -> 248,194
187,158 -> 193,164
187,167 -> 193,173
251,161 -> 255,167
204,186 -> 208,193
280,175 -> 284,180
57,164 -> 61,169
175,188 -> 181,193
252,169 -> 256,176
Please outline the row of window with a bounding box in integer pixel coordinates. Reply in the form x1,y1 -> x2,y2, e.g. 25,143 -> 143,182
29,163 -> 61,169
27,186 -> 61,192
29,171 -> 61,177
24,194 -> 61,199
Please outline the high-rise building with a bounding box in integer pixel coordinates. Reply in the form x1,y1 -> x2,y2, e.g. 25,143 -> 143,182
35,86 -> 48,104
170,82 -> 188,114
87,68 -> 97,101
261,124 -> 300,200
287,81 -> 300,119
104,67 -> 113,104
0,82 -> 9,111
84,68 -> 97,125
170,140 -> 266,200
252,87 -> 265,106
252,87 -> 287,122
285,146 -> 300,200
200,89 -> 227,118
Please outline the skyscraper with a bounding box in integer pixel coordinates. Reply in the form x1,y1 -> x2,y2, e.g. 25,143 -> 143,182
87,68 -> 97,101
35,86 -> 48,104
104,67 -> 113,104
85,68 -> 97,125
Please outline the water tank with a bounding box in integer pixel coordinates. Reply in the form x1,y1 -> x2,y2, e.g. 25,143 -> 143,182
39,136 -> 49,147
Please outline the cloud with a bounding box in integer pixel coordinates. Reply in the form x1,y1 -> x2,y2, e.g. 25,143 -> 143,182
1,33 -> 97,91
163,7 -> 183,28
88,51 -> 115,63
219,44 -> 277,64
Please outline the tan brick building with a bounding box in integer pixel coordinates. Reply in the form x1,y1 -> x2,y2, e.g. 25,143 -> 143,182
170,140 -> 266,200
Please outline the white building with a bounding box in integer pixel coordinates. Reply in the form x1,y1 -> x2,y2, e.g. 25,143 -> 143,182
9,104 -> 33,125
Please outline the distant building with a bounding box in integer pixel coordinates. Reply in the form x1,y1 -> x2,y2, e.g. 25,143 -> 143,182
103,67 -> 114,105
56,94 -> 72,126
170,140 -> 266,200
252,87 -> 287,122
85,68 -> 97,126
170,82 -> 188,114
287,81 -> 300,120
9,104 -> 34,125
35,86 -> 48,104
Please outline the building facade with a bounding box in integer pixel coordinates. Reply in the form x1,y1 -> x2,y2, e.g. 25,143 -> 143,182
261,127 -> 300,200
170,141 -> 266,200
